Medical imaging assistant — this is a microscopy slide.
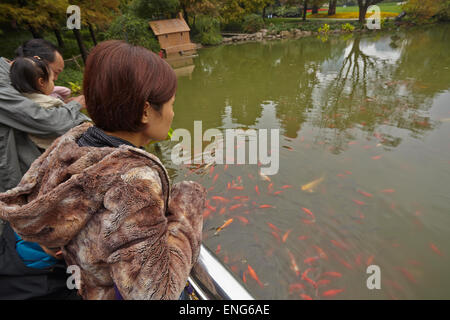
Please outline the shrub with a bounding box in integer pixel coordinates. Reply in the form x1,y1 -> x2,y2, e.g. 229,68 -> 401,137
103,13 -> 160,53
341,23 -> 355,32
193,15 -> 223,46
318,23 -> 330,34
243,14 -> 265,33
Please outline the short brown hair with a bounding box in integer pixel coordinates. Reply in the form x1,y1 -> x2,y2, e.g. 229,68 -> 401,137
83,40 -> 177,132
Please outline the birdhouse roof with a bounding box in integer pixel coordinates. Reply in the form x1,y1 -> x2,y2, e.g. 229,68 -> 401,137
149,18 -> 191,36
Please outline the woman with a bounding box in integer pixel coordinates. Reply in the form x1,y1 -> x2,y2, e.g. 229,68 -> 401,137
0,40 -> 206,300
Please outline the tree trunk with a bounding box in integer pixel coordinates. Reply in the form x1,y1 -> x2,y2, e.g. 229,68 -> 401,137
72,29 -> 88,63
358,0 -> 369,24
312,5 -> 319,14
88,23 -> 97,46
28,25 -> 42,38
328,0 -> 337,16
263,5 -> 267,19
303,0 -> 308,21
53,29 -> 65,48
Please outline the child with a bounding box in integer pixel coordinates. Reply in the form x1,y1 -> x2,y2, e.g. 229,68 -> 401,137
10,56 -> 64,150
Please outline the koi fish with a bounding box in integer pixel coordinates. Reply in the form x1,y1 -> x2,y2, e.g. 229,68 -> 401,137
271,231 -> 280,242
268,183 -> 274,193
331,240 -> 347,250
229,204 -> 243,211
214,219 -> 233,235
300,293 -> 313,300
371,155 -> 382,160
234,196 -> 249,200
267,223 -> 281,233
282,230 -> 292,243
304,256 -> 320,264
212,196 -> 229,203
312,246 -> 328,259
236,216 -> 249,225
231,186 -> 244,191
398,268 -> 416,283
366,255 -> 375,266
316,279 -> 331,287
255,185 -> 260,195
430,243 -> 443,256
352,199 -> 365,206
322,289 -> 344,297
213,173 -> 219,183
301,268 -> 317,288
282,185 -> 293,189
301,174 -> 325,193
242,271 -> 247,283
274,191 -> 283,195
260,204 -> 274,209
259,172 -> 271,182
205,201 -> 217,212
301,207 -> 316,221
289,283 -> 305,293
321,271 -> 342,278
219,207 -> 226,215
287,250 -> 301,277
357,190 -> 373,198
203,209 -> 212,219
247,264 -> 264,288
216,244 -> 221,254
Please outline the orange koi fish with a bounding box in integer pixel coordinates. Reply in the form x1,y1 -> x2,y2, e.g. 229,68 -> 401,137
352,199 -> 365,205
316,279 -> 331,287
304,256 -> 320,264
255,185 -> 261,195
213,173 -> 219,183
282,230 -> 292,243
331,240 -> 347,250
366,255 -> 375,266
260,205 -> 274,209
205,201 -> 217,212
203,209 -> 212,219
268,183 -> 274,193
232,186 -> 244,191
301,268 -> 317,288
215,244 -> 221,254
322,289 -> 344,297
271,231 -> 280,243
219,207 -> 226,215
214,219 -> 233,235
287,250 -> 300,277
274,191 -> 283,195
282,185 -> 293,189
247,265 -> 264,288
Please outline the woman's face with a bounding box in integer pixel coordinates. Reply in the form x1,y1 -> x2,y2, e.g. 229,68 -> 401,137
142,94 -> 175,143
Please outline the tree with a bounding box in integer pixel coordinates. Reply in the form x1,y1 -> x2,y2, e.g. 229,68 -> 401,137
403,0 -> 450,23
357,0 -> 383,24
220,0 -> 275,23
131,0 -> 180,20
328,0 -> 337,16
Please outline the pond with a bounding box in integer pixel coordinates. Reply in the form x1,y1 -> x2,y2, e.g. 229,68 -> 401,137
148,24 -> 450,299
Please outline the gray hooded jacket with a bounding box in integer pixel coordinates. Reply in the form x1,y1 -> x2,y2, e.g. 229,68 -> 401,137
0,57 -> 90,192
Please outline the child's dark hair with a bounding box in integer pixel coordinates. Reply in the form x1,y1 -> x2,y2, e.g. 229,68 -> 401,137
10,57 -> 51,94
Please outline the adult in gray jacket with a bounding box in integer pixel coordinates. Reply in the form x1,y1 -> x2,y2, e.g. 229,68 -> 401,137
0,39 -> 90,193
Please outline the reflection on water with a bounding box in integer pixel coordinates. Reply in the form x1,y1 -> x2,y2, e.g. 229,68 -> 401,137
148,24 -> 450,299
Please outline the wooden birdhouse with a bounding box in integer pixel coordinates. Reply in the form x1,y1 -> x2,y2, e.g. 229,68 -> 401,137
149,12 -> 197,57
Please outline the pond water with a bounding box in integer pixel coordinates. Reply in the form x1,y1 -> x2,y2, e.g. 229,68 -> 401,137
148,24 -> 450,299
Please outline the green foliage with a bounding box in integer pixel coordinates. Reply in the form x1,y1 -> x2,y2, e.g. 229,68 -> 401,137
193,15 -> 223,45
243,14 -> 265,33
318,23 -> 330,34
103,13 -> 160,53
403,0 -> 450,23
341,22 -> 355,33
131,0 -> 180,20
68,81 -> 82,96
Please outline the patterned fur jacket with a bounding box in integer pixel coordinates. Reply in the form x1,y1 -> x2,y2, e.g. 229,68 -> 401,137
0,122 -> 206,300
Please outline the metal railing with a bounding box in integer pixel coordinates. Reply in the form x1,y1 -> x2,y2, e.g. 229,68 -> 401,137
188,245 -> 254,300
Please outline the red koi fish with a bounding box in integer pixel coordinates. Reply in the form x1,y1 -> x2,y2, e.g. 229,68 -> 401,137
260,204 -> 274,209
255,185 -> 260,195
231,186 -> 244,191
289,283 -> 305,293
301,268 -> 317,288
274,191 -> 283,195
352,199 -> 365,205
215,244 -> 221,254
304,256 -> 320,264
316,279 -> 331,287
398,268 -> 416,283
205,201 -> 217,212
312,246 -> 328,259
282,230 -> 292,243
267,183 -> 274,193
229,204 -> 243,211
300,293 -> 313,300
357,190 -> 373,198
301,207 -> 316,221
267,223 -> 280,233
219,207 -> 226,215
430,243 -> 444,256
212,196 -> 229,203
248,265 -> 264,288
271,231 -> 280,243
213,173 -> 219,183
282,185 -> 293,189
236,216 -> 249,225
287,250 -> 300,277
321,271 -> 342,278
203,209 -> 212,219
234,196 -> 249,200
322,289 -> 344,297
331,240 -> 347,250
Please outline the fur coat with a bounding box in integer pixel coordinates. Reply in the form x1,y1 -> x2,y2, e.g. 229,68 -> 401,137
0,122 -> 206,300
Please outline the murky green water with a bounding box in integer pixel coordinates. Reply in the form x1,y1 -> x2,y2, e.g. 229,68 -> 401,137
149,24 -> 450,299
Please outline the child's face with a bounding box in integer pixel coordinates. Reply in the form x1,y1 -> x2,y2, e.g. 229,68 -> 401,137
37,69 -> 55,95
